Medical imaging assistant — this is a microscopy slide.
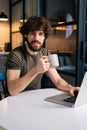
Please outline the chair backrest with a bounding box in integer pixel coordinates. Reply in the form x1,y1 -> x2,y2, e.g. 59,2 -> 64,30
0,72 -> 6,81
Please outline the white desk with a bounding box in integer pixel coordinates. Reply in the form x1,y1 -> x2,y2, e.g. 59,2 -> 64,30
0,88 -> 87,130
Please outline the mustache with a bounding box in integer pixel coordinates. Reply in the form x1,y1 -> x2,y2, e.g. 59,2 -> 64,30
31,40 -> 41,44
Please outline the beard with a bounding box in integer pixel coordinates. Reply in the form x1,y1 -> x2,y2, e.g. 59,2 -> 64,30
27,40 -> 43,52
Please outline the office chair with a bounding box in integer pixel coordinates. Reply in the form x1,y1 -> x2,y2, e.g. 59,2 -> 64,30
0,72 -> 7,99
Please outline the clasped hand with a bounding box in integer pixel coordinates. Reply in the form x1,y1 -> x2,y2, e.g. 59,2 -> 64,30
35,56 -> 50,73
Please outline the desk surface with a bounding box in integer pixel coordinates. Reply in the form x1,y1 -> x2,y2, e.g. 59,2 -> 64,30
0,88 -> 87,130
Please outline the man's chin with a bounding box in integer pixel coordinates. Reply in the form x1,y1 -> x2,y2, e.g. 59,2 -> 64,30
29,47 -> 42,52
32,48 -> 42,52
27,43 -> 42,52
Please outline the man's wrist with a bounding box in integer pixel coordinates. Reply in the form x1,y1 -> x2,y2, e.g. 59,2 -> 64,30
68,84 -> 73,91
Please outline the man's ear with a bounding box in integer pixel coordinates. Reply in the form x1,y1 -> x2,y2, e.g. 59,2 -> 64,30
24,35 -> 28,41
24,35 -> 27,38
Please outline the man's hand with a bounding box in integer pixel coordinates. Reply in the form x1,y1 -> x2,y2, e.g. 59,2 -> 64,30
35,56 -> 50,74
69,86 -> 80,96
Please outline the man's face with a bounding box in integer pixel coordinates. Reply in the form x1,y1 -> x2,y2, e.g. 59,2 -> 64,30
26,30 -> 45,52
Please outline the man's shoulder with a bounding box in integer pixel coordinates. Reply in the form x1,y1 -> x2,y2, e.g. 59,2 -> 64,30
8,45 -> 26,60
10,46 -> 25,55
12,45 -> 24,52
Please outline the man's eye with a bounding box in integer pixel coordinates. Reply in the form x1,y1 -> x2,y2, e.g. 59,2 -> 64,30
39,32 -> 44,36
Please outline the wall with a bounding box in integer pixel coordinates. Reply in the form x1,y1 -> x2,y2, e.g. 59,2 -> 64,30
45,0 -> 77,52
46,30 -> 76,52
0,0 -> 10,51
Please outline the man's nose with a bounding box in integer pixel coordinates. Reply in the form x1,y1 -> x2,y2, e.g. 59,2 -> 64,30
34,34 -> 39,40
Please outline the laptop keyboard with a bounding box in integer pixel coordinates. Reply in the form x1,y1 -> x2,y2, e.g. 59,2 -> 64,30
64,91 -> 78,103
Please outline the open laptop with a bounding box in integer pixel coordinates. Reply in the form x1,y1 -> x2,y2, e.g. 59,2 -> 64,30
45,71 -> 87,107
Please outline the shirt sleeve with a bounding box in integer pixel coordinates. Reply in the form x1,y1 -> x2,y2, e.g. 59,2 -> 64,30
6,51 -> 22,70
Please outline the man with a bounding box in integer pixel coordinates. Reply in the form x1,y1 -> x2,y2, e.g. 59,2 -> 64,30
6,15 -> 79,96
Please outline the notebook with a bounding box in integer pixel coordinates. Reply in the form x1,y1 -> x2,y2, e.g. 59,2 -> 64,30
45,71 -> 87,107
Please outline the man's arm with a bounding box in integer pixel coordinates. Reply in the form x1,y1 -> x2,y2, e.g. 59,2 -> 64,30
7,68 -> 39,96
47,68 -> 80,96
7,56 -> 50,96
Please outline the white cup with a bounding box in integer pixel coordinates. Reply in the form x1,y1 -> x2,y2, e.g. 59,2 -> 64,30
48,54 -> 59,68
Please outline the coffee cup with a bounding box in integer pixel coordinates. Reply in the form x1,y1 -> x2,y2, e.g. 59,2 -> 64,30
48,54 -> 59,68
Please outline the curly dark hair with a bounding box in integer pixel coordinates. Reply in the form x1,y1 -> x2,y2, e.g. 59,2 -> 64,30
19,15 -> 52,39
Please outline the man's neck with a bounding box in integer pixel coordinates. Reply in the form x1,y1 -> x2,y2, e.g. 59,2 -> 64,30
25,44 -> 38,56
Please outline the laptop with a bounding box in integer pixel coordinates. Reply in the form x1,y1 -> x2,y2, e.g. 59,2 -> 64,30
45,71 -> 87,107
